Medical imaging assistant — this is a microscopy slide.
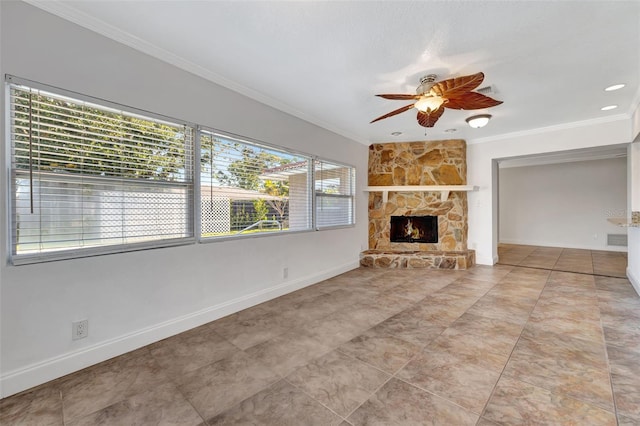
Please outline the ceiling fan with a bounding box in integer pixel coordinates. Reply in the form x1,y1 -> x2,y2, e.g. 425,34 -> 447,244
370,72 -> 503,128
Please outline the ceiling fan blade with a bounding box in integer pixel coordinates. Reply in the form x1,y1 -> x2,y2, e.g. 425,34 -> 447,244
370,103 -> 416,123
376,94 -> 422,100
444,92 -> 503,110
416,105 -> 445,127
430,72 -> 485,97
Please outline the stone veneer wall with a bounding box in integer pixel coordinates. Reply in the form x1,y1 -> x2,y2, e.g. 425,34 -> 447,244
368,140 -> 468,252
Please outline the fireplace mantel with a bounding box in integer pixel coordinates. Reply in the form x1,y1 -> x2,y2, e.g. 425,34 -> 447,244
364,185 -> 478,202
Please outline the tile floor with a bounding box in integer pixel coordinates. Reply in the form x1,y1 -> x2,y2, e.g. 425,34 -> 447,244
497,244 -> 628,278
1,244 -> 638,425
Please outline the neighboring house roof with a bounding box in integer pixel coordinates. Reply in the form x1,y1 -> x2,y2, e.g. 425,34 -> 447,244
201,185 -> 285,201
261,160 -> 344,181
260,160 -> 309,181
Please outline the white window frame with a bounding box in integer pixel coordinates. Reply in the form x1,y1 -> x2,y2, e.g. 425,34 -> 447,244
6,75 -> 197,265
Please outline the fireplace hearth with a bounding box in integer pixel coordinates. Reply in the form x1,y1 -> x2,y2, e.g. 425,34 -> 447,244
390,216 -> 438,243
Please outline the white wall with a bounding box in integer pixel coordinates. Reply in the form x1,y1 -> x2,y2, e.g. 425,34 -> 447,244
468,119 -> 633,265
498,158 -> 627,250
627,102 -> 640,295
0,2 -> 368,397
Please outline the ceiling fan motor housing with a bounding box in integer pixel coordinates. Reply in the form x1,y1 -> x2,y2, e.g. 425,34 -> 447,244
417,74 -> 438,95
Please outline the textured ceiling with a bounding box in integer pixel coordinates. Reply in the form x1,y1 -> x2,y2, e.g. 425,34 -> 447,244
26,1 -> 640,145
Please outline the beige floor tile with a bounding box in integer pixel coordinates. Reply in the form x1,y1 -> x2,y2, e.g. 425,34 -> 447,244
148,326 -> 239,377
285,350 -> 390,417
618,414 -> 640,425
499,269 -> 550,288
518,256 -> 560,269
65,382 -> 203,426
244,329 -> 333,377
294,310 -> 378,349
607,345 -> 640,377
209,310 -> 293,350
357,292 -> 415,318
59,348 -> 170,423
348,378 -> 478,425
595,276 -> 639,295
0,383 -> 63,426
503,335 -> 614,410
475,417 -> 501,426
546,270 -> 596,287
483,376 -> 616,425
519,326 -> 608,369
611,373 -> 640,422
484,283 -> 544,300
368,308 -> 447,347
397,346 -> 502,412
177,350 -> 280,421
459,264 -> 514,282
424,288 -> 485,308
439,312 -> 524,357
603,325 -> 640,353
526,305 -> 605,344
338,329 -> 421,374
466,294 -> 536,325
208,380 -> 342,426
597,289 -> 640,307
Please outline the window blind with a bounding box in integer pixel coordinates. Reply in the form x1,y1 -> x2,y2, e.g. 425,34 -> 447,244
315,160 -> 356,229
9,81 -> 195,264
199,130 -> 312,238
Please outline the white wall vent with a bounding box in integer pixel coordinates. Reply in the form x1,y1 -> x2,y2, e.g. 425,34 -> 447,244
607,233 -> 628,246
477,85 -> 496,95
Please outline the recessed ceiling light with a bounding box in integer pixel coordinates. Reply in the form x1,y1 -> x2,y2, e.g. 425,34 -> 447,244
604,84 -> 625,91
391,131 -> 402,136
601,105 -> 618,111
444,128 -> 457,133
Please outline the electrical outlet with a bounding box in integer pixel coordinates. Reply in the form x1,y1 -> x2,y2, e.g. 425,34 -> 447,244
72,319 -> 88,340
283,267 -> 289,279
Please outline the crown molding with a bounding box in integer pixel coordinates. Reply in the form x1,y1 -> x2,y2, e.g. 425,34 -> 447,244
466,113 -> 630,145
22,0 -> 368,145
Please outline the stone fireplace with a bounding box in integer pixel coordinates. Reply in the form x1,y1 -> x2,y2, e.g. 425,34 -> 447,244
360,139 -> 475,269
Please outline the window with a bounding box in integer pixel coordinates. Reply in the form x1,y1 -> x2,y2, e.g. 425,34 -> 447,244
8,77 -> 195,264
6,76 -> 356,264
315,160 -> 356,229
199,130 -> 312,238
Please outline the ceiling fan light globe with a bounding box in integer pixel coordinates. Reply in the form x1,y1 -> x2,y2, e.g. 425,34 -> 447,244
466,114 -> 492,128
414,96 -> 444,113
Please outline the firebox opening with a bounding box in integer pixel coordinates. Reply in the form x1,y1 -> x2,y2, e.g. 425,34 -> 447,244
390,215 -> 438,243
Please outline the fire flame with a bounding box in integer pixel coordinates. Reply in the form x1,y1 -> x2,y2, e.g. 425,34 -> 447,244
404,219 -> 423,240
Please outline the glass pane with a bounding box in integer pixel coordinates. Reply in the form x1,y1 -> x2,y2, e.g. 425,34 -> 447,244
314,160 -> 355,228
200,131 -> 312,238
14,173 -> 191,255
9,83 -> 194,259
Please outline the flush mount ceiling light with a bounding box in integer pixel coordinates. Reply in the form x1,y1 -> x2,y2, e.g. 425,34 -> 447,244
465,114 -> 492,128
604,84 -> 625,91
601,105 -> 618,111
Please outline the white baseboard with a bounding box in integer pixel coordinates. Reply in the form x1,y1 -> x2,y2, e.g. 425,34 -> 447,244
0,260 -> 359,398
498,238 -> 628,252
628,266 -> 640,297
